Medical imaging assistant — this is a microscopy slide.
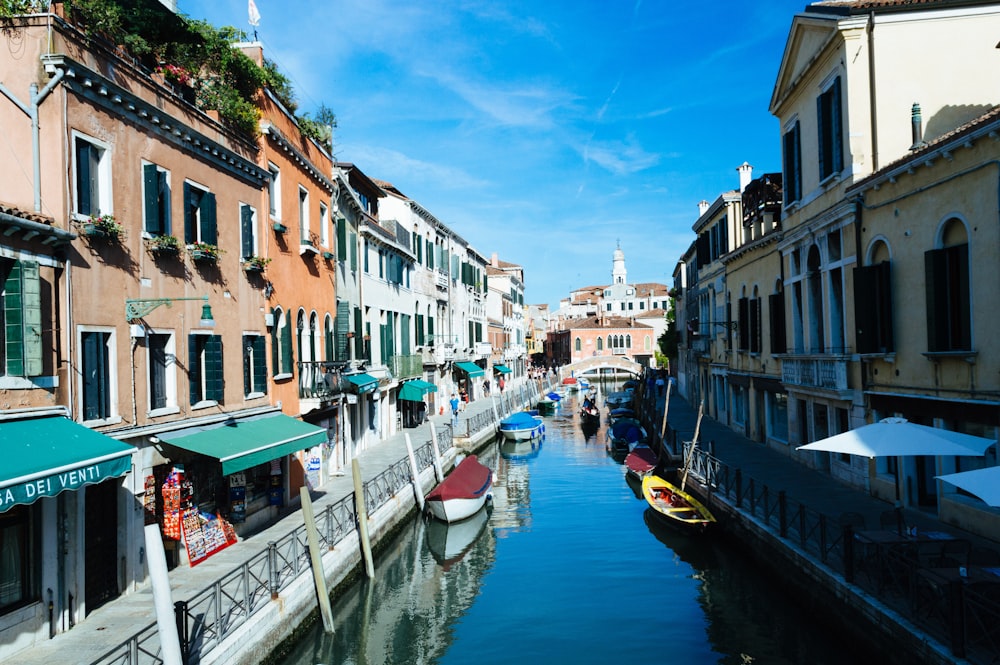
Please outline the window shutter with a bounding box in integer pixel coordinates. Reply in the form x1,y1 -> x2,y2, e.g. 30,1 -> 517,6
335,301 -> 350,361
21,261 -> 42,376
201,191 -> 217,244
337,217 -> 347,260
854,264 -> 880,354
831,77 -> 843,173
426,240 -> 434,269
183,183 -> 197,243
143,164 -> 162,235
925,249 -> 944,352
3,261 -> 24,376
243,335 -> 252,396
428,316 -> 434,339
253,335 -> 266,395
271,309 -> 280,373
750,298 -> 761,353
281,313 -> 294,374
240,204 -> 254,259
738,297 -> 749,351
379,323 -> 389,365
76,140 -> 93,215
150,334 -> 167,409
817,92 -> 827,178
354,306 -> 364,357
83,332 -> 109,420
349,232 -> 357,271
401,314 -> 411,355
952,244 -> 971,350
206,335 -> 223,401
769,293 -> 787,354
188,334 -> 201,403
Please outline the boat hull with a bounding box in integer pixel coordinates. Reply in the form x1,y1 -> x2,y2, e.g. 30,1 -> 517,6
499,412 -> 545,441
426,494 -> 490,523
641,473 -> 715,533
624,446 -> 658,479
425,455 -> 494,524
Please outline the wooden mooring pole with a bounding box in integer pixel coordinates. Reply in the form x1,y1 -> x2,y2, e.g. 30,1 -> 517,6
352,458 -> 376,579
299,486 -> 334,633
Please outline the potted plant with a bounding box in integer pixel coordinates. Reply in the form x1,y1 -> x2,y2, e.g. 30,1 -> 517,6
188,241 -> 222,262
146,234 -> 180,255
77,214 -> 125,240
243,255 -> 271,272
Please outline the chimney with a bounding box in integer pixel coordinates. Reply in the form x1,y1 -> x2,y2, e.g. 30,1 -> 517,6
910,103 -> 927,151
698,200 -> 709,216
491,252 -> 499,267
737,162 -> 753,193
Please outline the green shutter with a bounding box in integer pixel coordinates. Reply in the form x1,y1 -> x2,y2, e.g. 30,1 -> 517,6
206,335 -> 223,401
243,335 -> 251,396
337,217 -> 347,260
335,301 -> 350,361
401,314 -> 411,355
143,164 -> 161,235
3,261 -> 23,376
76,140 -> 93,215
201,191 -> 217,245
350,232 -> 357,271
21,261 -> 41,376
188,334 -> 201,404
415,314 -> 424,346
281,312 -> 294,373
925,249 -> 943,352
354,306 -> 364,357
254,335 -> 267,395
428,316 -> 434,338
240,204 -> 254,259
427,240 -> 434,269
183,183 -> 197,243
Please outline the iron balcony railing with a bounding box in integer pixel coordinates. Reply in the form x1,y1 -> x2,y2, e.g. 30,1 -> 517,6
389,353 -> 423,379
297,361 -> 345,401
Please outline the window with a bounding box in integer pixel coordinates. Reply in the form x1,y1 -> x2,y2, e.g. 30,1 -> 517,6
147,332 -> 176,414
817,76 -> 843,181
73,135 -> 112,217
0,504 -> 40,613
188,333 -> 223,405
271,308 -> 294,376
769,291 -> 788,354
80,328 -> 115,422
142,163 -> 171,236
596,337 -> 603,351
1,259 -> 42,377
750,295 -> 761,354
782,120 -> 801,204
335,301 -> 350,362
239,204 -> 257,260
854,261 -> 893,354
243,334 -> 267,397
336,216 -> 347,261
606,303 -> 612,312
268,163 -> 280,218
299,187 -> 310,243
319,202 -> 330,248
183,182 -> 217,245
574,337 -> 581,352
925,243 -> 970,352
767,392 -> 789,443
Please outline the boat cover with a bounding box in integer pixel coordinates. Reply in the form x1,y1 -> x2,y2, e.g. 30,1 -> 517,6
625,447 -> 658,474
501,412 -> 542,428
426,456 -> 492,502
609,407 -> 635,418
610,418 -> 645,443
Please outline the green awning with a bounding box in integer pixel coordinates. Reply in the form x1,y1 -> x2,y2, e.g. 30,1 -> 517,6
0,416 -> 134,510
345,372 -> 379,394
454,361 -> 485,378
398,380 -> 433,402
159,414 -> 326,476
493,364 -> 512,374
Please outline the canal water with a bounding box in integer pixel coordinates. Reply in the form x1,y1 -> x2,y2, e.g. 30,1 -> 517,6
276,393 -> 886,665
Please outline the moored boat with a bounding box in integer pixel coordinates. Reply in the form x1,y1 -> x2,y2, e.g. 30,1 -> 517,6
607,416 -> 647,456
624,446 -> 658,479
425,455 -> 494,523
427,504 -> 490,570
605,391 -> 634,410
499,411 -> 545,440
561,376 -> 579,392
641,472 -> 715,533
608,406 -> 636,424
536,397 -> 559,416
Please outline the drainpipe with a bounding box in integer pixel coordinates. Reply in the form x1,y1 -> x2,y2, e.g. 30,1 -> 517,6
0,63 -> 66,212
867,12 -> 879,171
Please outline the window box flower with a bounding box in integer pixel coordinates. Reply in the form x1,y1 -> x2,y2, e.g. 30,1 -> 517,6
145,234 -> 180,255
243,255 -> 271,272
76,214 -> 125,240
188,242 -> 222,262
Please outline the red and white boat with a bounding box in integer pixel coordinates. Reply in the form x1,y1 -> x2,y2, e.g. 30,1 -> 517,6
425,455 -> 494,523
624,446 -> 658,480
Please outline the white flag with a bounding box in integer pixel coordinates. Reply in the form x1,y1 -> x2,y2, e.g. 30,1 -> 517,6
248,0 -> 261,27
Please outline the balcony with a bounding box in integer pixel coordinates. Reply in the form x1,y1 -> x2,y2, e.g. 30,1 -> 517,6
389,354 -> 424,380
781,355 -> 850,393
297,361 -> 345,413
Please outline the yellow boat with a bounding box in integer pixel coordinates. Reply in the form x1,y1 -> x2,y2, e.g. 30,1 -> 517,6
642,473 -> 716,533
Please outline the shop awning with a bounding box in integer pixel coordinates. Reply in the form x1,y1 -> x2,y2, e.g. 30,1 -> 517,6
454,361 -> 485,378
345,372 -> 379,394
159,414 -> 327,476
398,379 -> 437,402
493,364 -> 512,374
0,416 -> 135,509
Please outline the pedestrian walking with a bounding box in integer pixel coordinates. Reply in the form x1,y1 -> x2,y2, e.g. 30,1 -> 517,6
498,377 -> 505,394
484,379 -> 491,396
450,393 -> 460,423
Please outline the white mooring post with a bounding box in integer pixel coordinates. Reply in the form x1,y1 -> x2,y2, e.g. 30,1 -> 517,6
300,486 -> 334,633
405,434 -> 425,512
144,524 -> 183,665
352,458 -> 376,578
428,421 -> 444,482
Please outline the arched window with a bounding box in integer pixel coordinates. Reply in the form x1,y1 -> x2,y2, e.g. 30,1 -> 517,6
272,307 -> 294,376
596,336 -> 603,351
324,314 -> 335,360
644,335 -> 651,351
574,337 -> 582,352
926,218 -> 971,351
807,245 -> 824,353
626,334 -> 632,348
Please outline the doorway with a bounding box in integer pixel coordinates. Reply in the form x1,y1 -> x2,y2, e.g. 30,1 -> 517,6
84,480 -> 120,614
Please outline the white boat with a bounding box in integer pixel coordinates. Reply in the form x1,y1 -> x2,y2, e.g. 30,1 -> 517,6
498,411 -> 545,441
425,455 -> 494,523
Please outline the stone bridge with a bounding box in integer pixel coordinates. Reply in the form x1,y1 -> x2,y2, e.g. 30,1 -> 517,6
562,355 -> 643,378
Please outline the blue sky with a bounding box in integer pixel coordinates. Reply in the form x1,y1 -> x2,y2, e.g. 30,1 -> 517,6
179,0 -> 807,308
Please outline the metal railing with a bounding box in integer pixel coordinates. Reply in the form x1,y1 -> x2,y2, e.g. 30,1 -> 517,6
95,435 -> 449,665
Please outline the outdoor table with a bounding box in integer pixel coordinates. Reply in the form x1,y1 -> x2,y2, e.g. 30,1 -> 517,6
853,530 -> 968,593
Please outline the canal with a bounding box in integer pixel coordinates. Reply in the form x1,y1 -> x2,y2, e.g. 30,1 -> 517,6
276,393 -> 890,665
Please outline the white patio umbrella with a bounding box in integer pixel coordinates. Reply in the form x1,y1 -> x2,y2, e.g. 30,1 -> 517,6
796,417 -> 995,458
936,467 -> 1000,507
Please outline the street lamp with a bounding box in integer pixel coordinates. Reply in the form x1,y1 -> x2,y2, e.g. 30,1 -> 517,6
125,295 -> 215,327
